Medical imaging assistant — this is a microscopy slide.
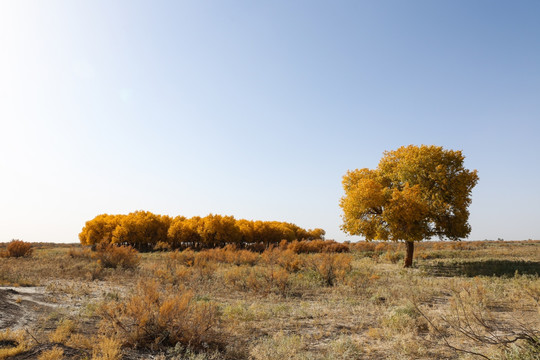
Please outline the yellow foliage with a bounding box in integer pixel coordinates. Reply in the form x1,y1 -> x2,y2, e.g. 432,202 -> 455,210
80,211 -> 325,250
340,145 -> 479,266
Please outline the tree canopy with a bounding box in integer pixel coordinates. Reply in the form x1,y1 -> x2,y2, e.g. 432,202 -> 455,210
340,145 -> 479,267
79,211 -> 325,251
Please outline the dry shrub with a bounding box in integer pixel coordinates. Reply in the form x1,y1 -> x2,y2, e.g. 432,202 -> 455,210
250,332 -> 308,360
169,248 -> 196,266
153,241 -> 171,251
93,243 -> 140,269
66,334 -> 94,351
195,246 -> 259,266
86,262 -> 105,281
67,247 -> 92,259
325,336 -> 363,360
0,330 -> 29,359
224,266 -> 252,291
384,251 -> 402,264
287,240 -> 349,254
1,240 -> 33,258
382,305 -> 425,334
98,279 -> 220,350
414,278 -> 540,359
350,242 -> 378,252
49,319 -> 75,343
344,268 -> 380,296
232,249 -> 259,266
261,247 -> 303,272
375,243 -> 389,253
38,346 -> 64,360
264,267 -> 291,296
309,253 -> 353,286
224,266 -> 292,296
91,336 -> 122,360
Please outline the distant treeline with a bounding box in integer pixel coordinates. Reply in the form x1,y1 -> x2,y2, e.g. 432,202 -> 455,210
79,211 -> 325,251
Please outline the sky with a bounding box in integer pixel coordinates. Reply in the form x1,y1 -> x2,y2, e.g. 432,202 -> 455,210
1,1 -> 539,243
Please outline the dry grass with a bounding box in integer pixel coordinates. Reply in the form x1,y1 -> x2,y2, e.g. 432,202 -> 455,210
93,243 -> 140,269
37,346 -> 64,360
91,336 -> 122,360
0,240 -> 538,359
0,330 -> 29,359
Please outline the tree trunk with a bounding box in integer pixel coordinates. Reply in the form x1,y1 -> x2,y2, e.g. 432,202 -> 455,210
404,241 -> 414,268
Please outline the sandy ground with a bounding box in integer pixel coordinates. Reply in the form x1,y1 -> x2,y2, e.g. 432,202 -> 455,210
0,287 -> 56,331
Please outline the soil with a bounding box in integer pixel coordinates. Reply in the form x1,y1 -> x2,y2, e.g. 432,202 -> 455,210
0,287 -> 56,331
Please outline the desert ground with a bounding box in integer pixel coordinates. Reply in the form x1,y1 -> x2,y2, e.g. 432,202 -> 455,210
0,240 -> 539,360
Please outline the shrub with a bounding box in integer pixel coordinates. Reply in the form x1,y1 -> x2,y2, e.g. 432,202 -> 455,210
169,248 -> 196,267
1,240 -> 33,258
384,251 -> 402,264
382,305 -> 423,334
50,319 -> 75,343
224,265 -> 292,296
326,336 -> 363,360
250,332 -> 308,360
98,279 -> 220,350
308,253 -> 353,286
91,336 -> 122,360
260,247 -> 303,272
67,247 -> 92,259
287,240 -> 349,254
153,241 -> 171,251
93,244 -> 140,269
38,347 -> 64,360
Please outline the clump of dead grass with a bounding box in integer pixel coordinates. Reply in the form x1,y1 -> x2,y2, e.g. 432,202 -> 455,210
91,336 -> 122,360
250,332 -> 309,360
37,346 -> 64,360
0,330 -> 29,359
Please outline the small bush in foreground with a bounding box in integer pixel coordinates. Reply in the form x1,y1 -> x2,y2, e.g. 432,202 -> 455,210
1,240 -> 33,258
98,279 -> 220,350
93,243 -> 140,269
309,253 -> 353,286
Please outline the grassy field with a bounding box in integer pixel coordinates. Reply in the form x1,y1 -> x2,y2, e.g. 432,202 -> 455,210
0,240 -> 538,360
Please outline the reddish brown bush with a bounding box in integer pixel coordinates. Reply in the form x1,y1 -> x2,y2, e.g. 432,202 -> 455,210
1,240 -> 33,258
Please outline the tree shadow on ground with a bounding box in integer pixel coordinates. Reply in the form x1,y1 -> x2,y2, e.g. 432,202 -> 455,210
421,260 -> 540,277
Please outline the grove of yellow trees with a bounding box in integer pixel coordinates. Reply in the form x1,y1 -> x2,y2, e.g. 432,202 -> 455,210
79,211 -> 325,251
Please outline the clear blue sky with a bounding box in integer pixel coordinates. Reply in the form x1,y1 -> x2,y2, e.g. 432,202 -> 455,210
1,1 -> 539,243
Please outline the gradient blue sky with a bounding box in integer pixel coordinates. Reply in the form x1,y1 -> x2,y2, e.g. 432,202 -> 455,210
1,1 -> 539,243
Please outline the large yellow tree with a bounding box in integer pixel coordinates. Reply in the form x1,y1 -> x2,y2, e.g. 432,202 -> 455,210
340,145 -> 479,267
